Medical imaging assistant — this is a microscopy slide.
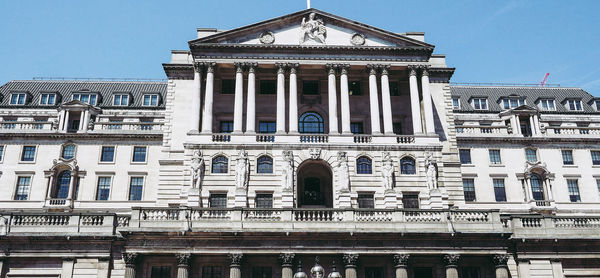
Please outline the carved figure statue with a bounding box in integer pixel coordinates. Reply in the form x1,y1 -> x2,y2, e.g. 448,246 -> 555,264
337,152 -> 349,192
87,117 -> 95,131
51,118 -> 59,130
426,153 -> 438,189
300,12 -> 326,44
235,150 -> 249,189
381,152 -> 394,190
283,150 -> 294,191
190,150 -> 204,188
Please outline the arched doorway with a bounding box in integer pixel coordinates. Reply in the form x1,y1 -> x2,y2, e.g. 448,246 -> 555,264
296,160 -> 333,208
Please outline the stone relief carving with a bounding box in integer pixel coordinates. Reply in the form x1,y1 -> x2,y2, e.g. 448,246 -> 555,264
259,31 -> 275,44
336,151 -> 350,192
51,118 -> 59,130
87,117 -> 95,131
300,12 -> 326,44
350,33 -> 366,46
308,148 -> 321,160
283,150 -> 294,192
426,153 -> 438,190
190,150 -> 204,188
381,152 -> 394,190
235,150 -> 249,189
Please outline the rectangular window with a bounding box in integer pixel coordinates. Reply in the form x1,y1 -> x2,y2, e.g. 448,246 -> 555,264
73,93 -> 97,105
402,193 -> 420,209
15,176 -> 31,200
389,81 -> 400,96
463,179 -> 476,202
132,146 -> 147,162
100,146 -> 115,162
252,267 -> 272,278
3,117 -> 16,129
489,149 -> 502,164
0,145 -> 3,161
595,100 -> 600,111
21,146 -> 36,162
349,81 -> 361,95
472,98 -> 488,110
202,266 -> 223,278
525,148 -> 538,163
413,268 -> 432,278
96,177 -> 111,201
259,80 -> 276,95
113,94 -> 129,106
493,179 -> 507,202
220,121 -> 233,133
109,118 -> 123,130
40,93 -> 56,105
129,177 -> 144,201
10,93 -> 27,105
567,179 -> 581,202
221,79 -> 235,94
350,122 -> 364,134
597,179 -> 600,196
460,267 -> 481,278
357,193 -> 374,208
302,80 -> 319,95
539,99 -> 555,111
209,193 -> 227,208
150,266 -> 171,278
140,117 -> 154,130
562,150 -> 574,165
364,267 -> 384,278
393,122 -> 403,135
452,98 -> 460,109
459,149 -> 472,164
255,193 -> 273,208
258,121 -> 276,134
143,94 -> 159,106
591,150 -> 600,165
567,99 -> 583,111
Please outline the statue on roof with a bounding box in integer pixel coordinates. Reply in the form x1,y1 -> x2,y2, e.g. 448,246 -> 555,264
300,12 -> 326,44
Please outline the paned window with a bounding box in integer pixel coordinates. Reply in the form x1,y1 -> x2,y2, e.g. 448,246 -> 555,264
472,98 -> 488,110
10,93 -> 26,105
140,117 -> 154,130
101,146 -> 115,162
255,193 -> 273,208
3,117 -> 16,129
595,100 -> 600,111
61,144 -> 76,160
212,156 -> 229,173
351,122 -> 364,134
364,267 -> 384,278
357,193 -> 374,208
493,179 -> 507,202
258,121 -> 276,134
299,112 -> 324,134
459,149 -> 471,164
591,150 -> 600,165
21,146 -> 36,162
221,79 -> 235,94
463,179 -> 476,202
73,93 -> 98,105
257,156 -> 273,174
502,98 -> 525,109
209,193 -> 227,208
259,80 -> 276,94
34,117 -> 47,129
220,121 -> 233,133
489,149 -> 502,164
252,267 -> 272,278
150,266 -> 171,278
561,150 -> 574,165
56,170 -> 71,199
302,80 -> 319,95
96,177 -> 111,201
129,177 -> 144,201
400,157 -> 416,175
15,176 -> 31,200
525,148 -> 538,163
539,99 -> 555,111
143,94 -> 159,106
356,156 -> 372,174
402,193 -> 419,209
40,93 -> 56,105
530,174 -> 544,200
109,118 -> 123,130
567,99 -> 583,111
113,94 -> 129,106
132,146 -> 147,162
452,97 -> 460,109
202,266 -> 223,278
567,179 -> 581,202
349,81 -> 361,95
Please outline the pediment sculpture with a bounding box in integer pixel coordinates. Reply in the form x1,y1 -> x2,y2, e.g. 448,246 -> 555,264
300,12 -> 326,44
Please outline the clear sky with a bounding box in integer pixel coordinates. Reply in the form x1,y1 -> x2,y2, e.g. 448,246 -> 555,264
1,0 -> 599,95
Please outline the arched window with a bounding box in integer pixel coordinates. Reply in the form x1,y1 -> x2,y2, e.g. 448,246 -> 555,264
530,173 -> 544,200
56,170 -> 71,199
356,156 -> 372,174
299,112 -> 324,134
211,156 -> 229,174
257,156 -> 273,174
400,157 -> 416,175
61,144 -> 76,160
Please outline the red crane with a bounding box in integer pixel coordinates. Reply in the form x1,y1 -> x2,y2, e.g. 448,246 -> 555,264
539,73 -> 550,86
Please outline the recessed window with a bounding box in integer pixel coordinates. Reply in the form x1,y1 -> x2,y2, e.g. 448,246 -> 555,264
34,117 -> 47,129
259,80 -> 276,95
596,179 -> 600,196
462,179 -> 476,202
108,118 -> 123,130
132,146 -> 147,163
567,99 -> 583,111
113,94 -> 129,106
40,93 -> 56,105
365,267 -> 384,278
356,156 -> 372,174
15,176 -> 31,200
460,267 -> 481,278
61,144 -> 76,160
299,112 -> 324,134
221,79 -> 235,94
10,93 -> 27,105
472,98 -> 488,110
493,178 -> 506,202
402,192 -> 419,209
452,97 -> 460,109
0,146 -> 4,162
220,121 -> 233,133
591,151 -> 600,165
209,193 -> 227,208
258,121 -> 276,134
489,149 -> 502,164
73,93 -> 98,106
140,117 -> 154,130
56,170 -> 71,199
252,267 -> 272,278
257,156 -> 273,174
150,266 -> 172,278
203,266 -> 223,278
567,179 -> 581,202
501,98 -> 525,109
351,122 -> 364,134
100,146 -> 115,162
539,99 -> 555,111
143,94 -> 159,106
21,146 -> 36,162
357,193 -> 374,208
525,148 -> 538,163
255,193 -> 273,208
561,150 -> 574,165
459,149 -> 472,164
393,122 -> 403,135
129,177 -> 144,201
389,81 -> 400,96
530,174 -> 544,200
594,100 -> 600,111
96,177 -> 111,201
400,157 -> 416,175
211,156 -> 229,174
349,81 -> 361,95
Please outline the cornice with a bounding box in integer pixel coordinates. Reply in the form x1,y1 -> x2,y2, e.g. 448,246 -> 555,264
0,132 -> 163,140
163,63 -> 194,80
428,67 -> 455,83
456,136 -> 600,144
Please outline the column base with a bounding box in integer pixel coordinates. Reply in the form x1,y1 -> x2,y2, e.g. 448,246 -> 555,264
281,190 -> 294,208
234,188 -> 247,208
384,189 -> 398,209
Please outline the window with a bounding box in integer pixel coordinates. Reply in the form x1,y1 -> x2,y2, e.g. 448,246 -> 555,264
299,112 -> 324,134
73,93 -> 98,106
96,177 -> 111,201
539,99 -> 555,111
132,146 -> 147,162
10,93 -> 27,105
393,122 -> 403,135
257,156 -> 273,174
561,150 -> 574,165
140,117 -> 154,130
221,79 -> 235,94
493,179 -> 507,202
595,100 -> 600,111
15,176 -> 31,200
501,98 -> 525,109
402,193 -> 419,209
349,81 -> 361,95
0,146 -> 4,162
400,157 -> 416,175
591,151 -> 600,165
40,93 -> 56,105
100,146 -> 115,162
567,99 -> 583,111
357,193 -> 374,208
356,156 -> 372,174
21,146 -> 36,162
459,149 -> 471,164
472,98 -> 488,110
151,266 -> 171,278
129,177 -> 144,200
252,267 -> 272,278
220,121 -> 233,133
389,81 -> 400,96
460,267 -> 481,278
597,179 -> 600,196
113,94 -> 129,106
143,94 -> 159,106
259,80 -> 276,95
56,170 -> 71,199
567,179 -> 581,202
452,97 -> 460,109
364,267 -> 384,278
258,121 -> 276,134
302,80 -> 319,95
209,193 -> 227,208
109,118 -> 123,130
34,117 -> 47,129
350,122 -> 364,134
525,148 -> 538,163
530,174 -> 544,200
61,144 -> 76,160
3,117 -> 16,129
255,193 -> 273,208
212,156 -> 229,173
489,149 -> 502,165
203,266 -> 223,278
463,179 -> 476,202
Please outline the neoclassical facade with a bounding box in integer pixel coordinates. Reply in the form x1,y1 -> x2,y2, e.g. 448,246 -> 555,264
0,9 -> 598,278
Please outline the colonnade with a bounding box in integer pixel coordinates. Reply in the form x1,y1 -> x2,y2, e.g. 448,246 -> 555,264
189,62 -> 436,135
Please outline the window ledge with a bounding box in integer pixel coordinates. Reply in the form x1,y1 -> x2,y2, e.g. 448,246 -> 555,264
489,164 -> 505,167
562,165 -> 578,168
460,164 -> 475,167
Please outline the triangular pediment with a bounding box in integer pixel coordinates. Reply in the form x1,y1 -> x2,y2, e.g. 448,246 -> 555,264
499,104 -> 539,116
190,9 -> 433,48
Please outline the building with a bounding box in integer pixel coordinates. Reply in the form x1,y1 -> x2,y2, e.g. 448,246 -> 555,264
0,8 -> 599,278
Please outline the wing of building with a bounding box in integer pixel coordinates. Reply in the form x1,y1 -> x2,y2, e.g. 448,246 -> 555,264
0,8 -> 599,278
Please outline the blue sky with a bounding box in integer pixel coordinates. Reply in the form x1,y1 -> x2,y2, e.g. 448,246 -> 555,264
1,0 -> 599,95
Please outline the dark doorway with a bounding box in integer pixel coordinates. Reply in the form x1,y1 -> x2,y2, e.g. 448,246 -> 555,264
520,117 -> 532,137
297,160 -> 333,208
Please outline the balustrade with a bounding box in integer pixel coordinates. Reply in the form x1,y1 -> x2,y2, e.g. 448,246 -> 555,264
0,121 -> 54,131
299,134 -> 329,143
353,135 -> 372,143
96,122 -> 162,131
256,134 -> 275,142
212,133 -> 231,142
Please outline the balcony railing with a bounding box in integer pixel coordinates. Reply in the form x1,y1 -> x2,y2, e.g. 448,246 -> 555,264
204,133 -> 423,145
544,126 -> 600,135
0,121 -> 54,131
95,122 -> 163,132
455,125 -> 510,135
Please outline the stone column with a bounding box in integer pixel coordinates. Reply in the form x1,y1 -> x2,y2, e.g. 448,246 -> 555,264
551,259 -> 564,278
78,112 -> 85,130
228,253 -> 243,278
393,254 -> 409,278
233,62 -> 245,133
339,64 -> 351,134
201,62 -> 216,133
276,63 -> 286,133
516,259 -> 530,278
63,111 -> 70,131
176,253 -> 191,278
421,67 -> 435,134
279,253 -> 295,278
380,65 -> 393,134
0,258 -> 4,278
367,64 -> 381,134
343,253 -> 359,278
529,116 -> 536,135
493,254 -> 509,278
246,63 -> 257,133
82,110 -> 90,131
288,63 -> 299,134
58,110 -> 66,131
515,115 -> 522,134
327,64 -> 339,134
67,171 -> 77,200
123,253 -> 138,278
443,254 -> 460,278
190,63 -> 202,133
97,257 -> 111,278
61,257 -> 75,278
408,66 -> 423,134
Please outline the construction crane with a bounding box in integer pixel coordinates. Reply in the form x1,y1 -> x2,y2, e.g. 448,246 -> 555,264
539,73 -> 550,87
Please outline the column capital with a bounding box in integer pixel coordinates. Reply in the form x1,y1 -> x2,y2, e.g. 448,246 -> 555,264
275,62 -> 287,74
228,253 -> 243,267
342,253 -> 359,268
393,253 -> 410,268
203,62 -> 217,73
234,62 -> 245,73
193,62 -> 204,73
176,253 -> 192,267
366,64 -> 378,75
492,254 -> 509,267
408,65 -> 418,77
325,63 -> 338,75
339,64 -> 350,75
380,64 -> 390,76
122,252 -> 138,267
443,254 -> 460,267
278,253 -> 295,267
289,63 -> 299,74
420,65 -> 430,76
247,62 -> 258,73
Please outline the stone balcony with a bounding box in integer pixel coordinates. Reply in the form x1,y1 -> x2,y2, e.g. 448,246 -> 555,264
191,133 -> 434,145
455,124 -> 600,139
